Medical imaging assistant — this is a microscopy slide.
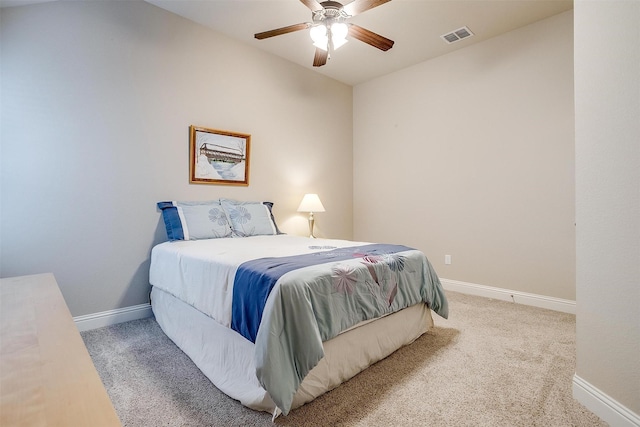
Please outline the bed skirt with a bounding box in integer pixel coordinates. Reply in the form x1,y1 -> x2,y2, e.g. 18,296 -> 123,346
151,286 -> 433,415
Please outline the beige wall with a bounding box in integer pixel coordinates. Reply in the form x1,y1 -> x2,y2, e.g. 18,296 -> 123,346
574,0 -> 640,419
0,1 -> 353,316
353,11 -> 575,300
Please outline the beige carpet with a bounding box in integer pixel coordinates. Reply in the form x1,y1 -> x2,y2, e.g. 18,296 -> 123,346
82,291 -> 607,426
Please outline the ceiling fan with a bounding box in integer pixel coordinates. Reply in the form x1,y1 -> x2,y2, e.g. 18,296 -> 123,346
254,0 -> 394,67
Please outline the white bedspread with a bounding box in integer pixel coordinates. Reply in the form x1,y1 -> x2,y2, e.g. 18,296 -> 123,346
149,235 -> 368,329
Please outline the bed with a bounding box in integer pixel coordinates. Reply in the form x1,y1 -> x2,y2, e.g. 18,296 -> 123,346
150,199 -> 448,418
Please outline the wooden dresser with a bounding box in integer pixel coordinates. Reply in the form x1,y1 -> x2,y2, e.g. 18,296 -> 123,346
0,273 -> 121,426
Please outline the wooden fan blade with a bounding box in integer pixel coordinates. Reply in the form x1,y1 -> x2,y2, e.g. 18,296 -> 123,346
300,0 -> 324,12
348,24 -> 394,51
343,0 -> 391,17
255,23 -> 310,40
313,47 -> 328,67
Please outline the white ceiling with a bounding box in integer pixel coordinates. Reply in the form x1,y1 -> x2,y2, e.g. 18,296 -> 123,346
0,0 -> 573,86
145,0 -> 573,86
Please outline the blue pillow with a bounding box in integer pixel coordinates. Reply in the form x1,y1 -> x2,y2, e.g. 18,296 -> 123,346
220,199 -> 282,237
157,200 -> 233,241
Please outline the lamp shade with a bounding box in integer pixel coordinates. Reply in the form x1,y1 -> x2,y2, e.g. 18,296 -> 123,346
297,194 -> 325,213
310,24 -> 327,43
331,22 -> 348,40
310,25 -> 328,51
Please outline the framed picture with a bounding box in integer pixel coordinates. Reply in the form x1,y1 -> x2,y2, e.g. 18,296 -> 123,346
189,125 -> 251,186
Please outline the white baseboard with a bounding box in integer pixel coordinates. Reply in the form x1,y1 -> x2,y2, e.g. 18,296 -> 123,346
573,374 -> 640,427
74,303 -> 153,332
439,278 -> 576,314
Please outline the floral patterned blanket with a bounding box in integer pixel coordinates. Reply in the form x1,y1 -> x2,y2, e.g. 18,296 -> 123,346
235,244 -> 449,415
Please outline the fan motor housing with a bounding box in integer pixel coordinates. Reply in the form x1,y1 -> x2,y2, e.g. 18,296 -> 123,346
314,1 -> 349,23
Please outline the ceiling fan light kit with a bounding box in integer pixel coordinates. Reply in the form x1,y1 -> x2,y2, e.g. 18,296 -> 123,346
310,22 -> 348,51
254,0 -> 394,67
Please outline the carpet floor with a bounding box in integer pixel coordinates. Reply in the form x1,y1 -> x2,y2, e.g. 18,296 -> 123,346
81,291 -> 607,426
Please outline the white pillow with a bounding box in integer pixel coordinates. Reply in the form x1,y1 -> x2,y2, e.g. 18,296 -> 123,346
157,200 -> 233,241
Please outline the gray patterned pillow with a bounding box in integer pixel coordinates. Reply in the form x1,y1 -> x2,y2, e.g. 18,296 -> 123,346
219,199 -> 282,237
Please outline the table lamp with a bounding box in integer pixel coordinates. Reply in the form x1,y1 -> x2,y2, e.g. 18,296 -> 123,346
297,193 -> 325,238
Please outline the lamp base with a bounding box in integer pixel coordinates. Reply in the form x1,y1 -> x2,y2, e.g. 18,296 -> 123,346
308,213 -> 316,238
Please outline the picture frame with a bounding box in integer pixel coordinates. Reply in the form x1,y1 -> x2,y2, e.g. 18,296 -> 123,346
189,125 -> 251,186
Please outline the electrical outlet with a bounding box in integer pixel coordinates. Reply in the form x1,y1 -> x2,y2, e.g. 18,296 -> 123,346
445,254 -> 451,265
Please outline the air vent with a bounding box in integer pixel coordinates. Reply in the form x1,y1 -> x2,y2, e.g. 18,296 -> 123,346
441,26 -> 474,44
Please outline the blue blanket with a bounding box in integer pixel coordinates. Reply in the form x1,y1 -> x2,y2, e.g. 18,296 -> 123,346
230,243 -> 448,415
231,243 -> 411,342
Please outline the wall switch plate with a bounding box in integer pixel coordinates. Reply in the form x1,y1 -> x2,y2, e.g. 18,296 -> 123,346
445,254 -> 451,265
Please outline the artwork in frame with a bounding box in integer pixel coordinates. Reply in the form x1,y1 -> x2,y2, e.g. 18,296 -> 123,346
189,125 -> 251,186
